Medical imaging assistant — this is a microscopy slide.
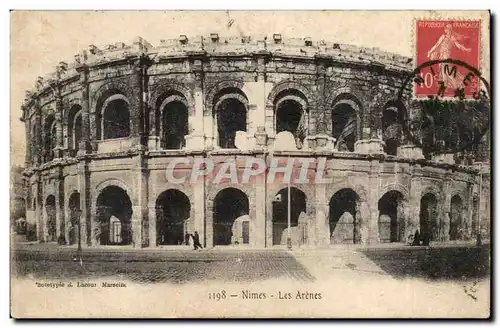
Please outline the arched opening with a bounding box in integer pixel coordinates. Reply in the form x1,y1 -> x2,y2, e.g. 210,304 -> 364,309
45,195 -> 56,242
450,195 -> 463,241
43,115 -> 56,162
419,193 -> 438,245
156,190 -> 191,245
274,91 -> 308,148
378,191 -> 405,243
96,186 -> 132,245
272,187 -> 307,246
214,88 -> 247,149
331,101 -> 357,152
329,189 -> 360,244
382,105 -> 402,156
68,192 -> 80,245
100,95 -> 130,140
161,101 -> 188,149
213,188 -> 249,246
67,105 -> 82,156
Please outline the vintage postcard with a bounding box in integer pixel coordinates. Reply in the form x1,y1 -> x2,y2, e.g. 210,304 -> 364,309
10,10 -> 491,318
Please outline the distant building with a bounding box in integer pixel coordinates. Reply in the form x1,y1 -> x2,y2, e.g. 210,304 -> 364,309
20,35 -> 490,248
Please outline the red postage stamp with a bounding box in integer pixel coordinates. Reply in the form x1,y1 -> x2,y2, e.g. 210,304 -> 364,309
415,20 -> 481,98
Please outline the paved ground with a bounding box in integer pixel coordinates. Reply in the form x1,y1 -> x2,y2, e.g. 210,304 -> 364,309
12,244 -> 315,284
11,241 -> 490,284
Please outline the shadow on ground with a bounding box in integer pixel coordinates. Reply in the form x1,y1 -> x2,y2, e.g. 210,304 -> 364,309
12,248 -> 315,284
359,244 -> 490,281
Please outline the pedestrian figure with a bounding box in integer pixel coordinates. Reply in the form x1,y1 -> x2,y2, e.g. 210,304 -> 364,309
185,232 -> 191,246
193,231 -> 203,250
412,229 -> 421,246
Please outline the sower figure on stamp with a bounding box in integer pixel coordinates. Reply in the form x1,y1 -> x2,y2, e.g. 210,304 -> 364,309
193,231 -> 203,250
427,24 -> 471,89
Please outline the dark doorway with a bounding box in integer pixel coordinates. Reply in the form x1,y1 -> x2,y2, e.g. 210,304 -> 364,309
102,99 -> 130,139
45,195 -> 56,242
420,193 -> 438,243
217,98 -> 247,149
331,103 -> 356,152
213,188 -> 249,246
276,100 -> 303,134
378,191 -> 405,243
382,106 -> 402,156
161,101 -> 188,149
96,186 -> 132,245
68,192 -> 80,245
156,189 -> 191,245
329,189 -> 360,244
272,187 -> 307,246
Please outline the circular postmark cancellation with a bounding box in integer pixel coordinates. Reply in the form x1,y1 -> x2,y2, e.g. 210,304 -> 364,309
396,58 -> 490,155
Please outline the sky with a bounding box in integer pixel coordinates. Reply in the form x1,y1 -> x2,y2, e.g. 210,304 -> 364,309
9,10 -> 490,166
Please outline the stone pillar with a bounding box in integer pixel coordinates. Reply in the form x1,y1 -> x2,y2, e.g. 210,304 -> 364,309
466,181 -> 474,239
193,155 -> 206,246
35,177 -> 44,242
77,160 -> 89,246
442,178 -> 452,242
64,196 -> 71,245
148,205 -> 157,247
254,155 -> 266,247
354,109 -> 385,154
186,59 -> 206,150
55,167 -> 65,243
204,195 -> 213,248
253,55 -> 268,150
132,154 -> 148,248
366,163 -> 381,244
34,103 -> 43,166
132,56 -> 150,149
76,64 -> 92,154
24,114 -> 32,165
314,181 -> 329,246
53,90 -> 64,158
406,164 -> 420,238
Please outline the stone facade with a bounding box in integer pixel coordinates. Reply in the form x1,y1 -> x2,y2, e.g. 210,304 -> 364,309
20,34 -> 491,248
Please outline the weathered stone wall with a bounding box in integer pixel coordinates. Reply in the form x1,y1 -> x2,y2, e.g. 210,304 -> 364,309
20,35 -> 490,247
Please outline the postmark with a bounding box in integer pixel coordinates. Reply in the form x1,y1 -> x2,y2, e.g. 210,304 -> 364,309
397,58 -> 490,154
415,19 -> 481,98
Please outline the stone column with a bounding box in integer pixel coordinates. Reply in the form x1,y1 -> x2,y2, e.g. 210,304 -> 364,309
314,175 -> 329,246
24,112 -> 32,165
77,160 -> 89,246
76,64 -> 92,154
132,55 -> 151,149
466,182 -> 474,240
148,204 -> 157,247
442,178 -> 452,242
34,102 -> 43,166
354,109 -> 385,154
366,163 -> 381,244
53,111 -> 63,159
313,59 -> 327,147
253,55 -> 268,150
64,195 -> 71,245
35,177 -> 44,242
192,159 -> 206,246
254,155 -> 266,247
132,154 -> 148,248
186,59 -> 206,150
55,167 -> 65,243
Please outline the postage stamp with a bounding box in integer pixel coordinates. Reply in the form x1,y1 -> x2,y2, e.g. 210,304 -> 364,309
415,19 -> 481,98
9,10 -> 491,319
